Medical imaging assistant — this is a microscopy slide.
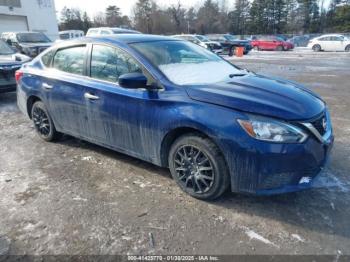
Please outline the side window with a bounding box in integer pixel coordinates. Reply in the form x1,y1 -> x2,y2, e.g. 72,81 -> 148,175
90,45 -> 142,83
100,30 -> 111,35
331,36 -> 343,41
53,46 -> 86,75
41,50 -> 55,67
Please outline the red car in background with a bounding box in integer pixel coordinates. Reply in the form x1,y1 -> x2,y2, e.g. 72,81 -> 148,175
251,36 -> 294,51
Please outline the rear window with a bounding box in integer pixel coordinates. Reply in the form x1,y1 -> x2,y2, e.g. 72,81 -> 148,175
53,46 -> 86,75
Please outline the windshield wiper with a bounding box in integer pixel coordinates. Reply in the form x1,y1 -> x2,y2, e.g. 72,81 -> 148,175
229,73 -> 247,78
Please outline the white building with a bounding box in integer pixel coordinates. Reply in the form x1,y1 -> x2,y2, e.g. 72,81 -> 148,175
0,0 -> 59,40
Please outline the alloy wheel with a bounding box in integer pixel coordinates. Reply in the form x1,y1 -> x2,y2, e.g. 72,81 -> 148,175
174,145 -> 215,194
32,107 -> 51,137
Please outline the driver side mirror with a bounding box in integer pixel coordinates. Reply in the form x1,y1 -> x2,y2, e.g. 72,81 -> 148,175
118,72 -> 148,89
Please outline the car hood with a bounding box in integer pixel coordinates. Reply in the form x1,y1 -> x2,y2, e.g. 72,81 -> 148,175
0,53 -> 31,65
185,74 -> 325,120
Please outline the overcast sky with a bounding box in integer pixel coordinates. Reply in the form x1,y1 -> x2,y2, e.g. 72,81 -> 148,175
54,0 -> 216,17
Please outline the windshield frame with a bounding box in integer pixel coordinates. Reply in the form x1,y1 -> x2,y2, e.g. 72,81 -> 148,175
0,40 -> 16,55
129,40 -> 244,86
16,33 -> 52,43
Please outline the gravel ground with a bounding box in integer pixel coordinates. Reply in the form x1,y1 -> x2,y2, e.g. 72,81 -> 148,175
0,50 -> 349,256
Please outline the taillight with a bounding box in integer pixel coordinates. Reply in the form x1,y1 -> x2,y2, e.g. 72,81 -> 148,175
15,70 -> 23,83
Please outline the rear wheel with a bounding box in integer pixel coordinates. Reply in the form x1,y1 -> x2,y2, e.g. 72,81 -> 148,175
168,133 -> 230,200
31,101 -> 61,142
313,44 -> 321,52
345,45 -> 350,52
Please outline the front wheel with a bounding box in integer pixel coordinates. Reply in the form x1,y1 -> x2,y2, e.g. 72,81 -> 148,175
31,101 -> 61,142
313,44 -> 321,52
168,134 -> 230,200
345,45 -> 350,52
276,45 -> 283,51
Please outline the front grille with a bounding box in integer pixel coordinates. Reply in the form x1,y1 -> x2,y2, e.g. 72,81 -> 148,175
311,113 -> 327,136
0,69 -> 16,86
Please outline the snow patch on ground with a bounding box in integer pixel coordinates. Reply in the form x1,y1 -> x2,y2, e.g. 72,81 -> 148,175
245,228 -> 279,248
291,234 -> 305,242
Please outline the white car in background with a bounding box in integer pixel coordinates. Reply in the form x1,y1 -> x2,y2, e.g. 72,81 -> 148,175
86,27 -> 141,36
308,34 -> 350,52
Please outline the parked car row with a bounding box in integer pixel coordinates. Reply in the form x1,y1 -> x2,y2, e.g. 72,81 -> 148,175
172,34 -> 253,56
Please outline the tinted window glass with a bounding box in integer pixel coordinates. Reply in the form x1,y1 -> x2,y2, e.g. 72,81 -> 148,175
17,33 -> 51,43
53,46 -> 86,75
91,45 -> 142,83
0,40 -> 15,55
41,50 -> 54,67
131,40 -> 241,85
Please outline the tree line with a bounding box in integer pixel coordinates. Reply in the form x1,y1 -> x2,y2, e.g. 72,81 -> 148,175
59,0 -> 350,35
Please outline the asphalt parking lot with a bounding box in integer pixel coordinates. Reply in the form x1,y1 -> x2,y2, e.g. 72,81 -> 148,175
0,50 -> 350,256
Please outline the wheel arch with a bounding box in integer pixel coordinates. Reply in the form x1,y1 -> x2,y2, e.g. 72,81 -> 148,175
160,126 -> 224,168
26,95 -> 42,119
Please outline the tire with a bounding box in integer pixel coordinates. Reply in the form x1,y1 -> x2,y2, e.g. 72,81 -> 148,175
276,45 -> 283,51
312,44 -> 321,52
168,133 -> 230,200
253,46 -> 260,51
31,101 -> 61,142
228,46 -> 235,56
345,45 -> 350,52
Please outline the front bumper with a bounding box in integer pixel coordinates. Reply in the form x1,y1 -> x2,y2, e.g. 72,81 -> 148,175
220,112 -> 334,195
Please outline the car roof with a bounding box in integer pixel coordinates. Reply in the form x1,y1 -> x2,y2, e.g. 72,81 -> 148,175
318,34 -> 344,37
54,34 -> 180,47
89,34 -> 178,44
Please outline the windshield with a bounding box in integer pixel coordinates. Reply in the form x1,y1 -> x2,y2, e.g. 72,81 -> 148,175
131,40 -> 242,85
195,35 -> 210,42
0,40 -> 15,55
17,33 -> 51,43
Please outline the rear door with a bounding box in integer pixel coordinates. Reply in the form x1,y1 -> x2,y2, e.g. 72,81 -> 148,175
318,37 -> 331,51
41,45 -> 90,137
330,36 -> 345,51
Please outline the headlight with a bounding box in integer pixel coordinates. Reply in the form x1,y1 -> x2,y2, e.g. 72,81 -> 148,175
238,118 -> 308,143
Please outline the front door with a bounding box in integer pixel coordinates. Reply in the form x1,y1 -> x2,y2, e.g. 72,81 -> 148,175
82,44 -> 155,157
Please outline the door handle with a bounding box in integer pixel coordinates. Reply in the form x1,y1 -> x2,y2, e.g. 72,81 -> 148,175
84,92 -> 99,100
42,83 -> 53,90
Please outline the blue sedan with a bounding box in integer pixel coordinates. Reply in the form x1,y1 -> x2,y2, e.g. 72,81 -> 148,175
16,35 -> 334,200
